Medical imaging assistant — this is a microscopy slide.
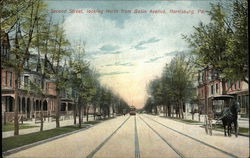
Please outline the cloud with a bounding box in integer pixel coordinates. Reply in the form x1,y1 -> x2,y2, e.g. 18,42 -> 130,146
85,50 -> 122,58
134,37 -> 161,50
145,56 -> 164,63
164,50 -> 190,57
119,62 -> 134,66
99,71 -> 130,76
164,51 -> 179,56
62,1 -> 211,107
104,62 -> 134,67
100,44 -> 120,52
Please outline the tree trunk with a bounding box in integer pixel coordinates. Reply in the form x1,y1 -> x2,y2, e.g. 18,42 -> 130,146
164,105 -> 167,117
40,104 -> 44,131
86,106 -> 89,122
73,102 -> 77,125
93,105 -> 96,120
55,89 -> 61,128
112,106 -> 115,117
14,72 -> 20,136
78,101 -> 82,128
221,78 -> 227,95
83,106 -> 86,116
181,101 -> 184,119
177,103 -> 180,118
168,105 -> 171,117
108,107 -> 110,118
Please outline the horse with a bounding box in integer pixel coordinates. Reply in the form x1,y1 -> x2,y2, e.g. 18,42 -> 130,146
219,101 -> 240,137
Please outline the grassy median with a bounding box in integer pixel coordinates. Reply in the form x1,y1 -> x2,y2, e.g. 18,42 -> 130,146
2,123 -> 39,132
2,125 -> 87,152
84,120 -> 100,125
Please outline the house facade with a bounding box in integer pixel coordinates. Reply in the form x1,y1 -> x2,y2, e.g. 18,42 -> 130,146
1,32 -> 74,123
197,68 -> 249,117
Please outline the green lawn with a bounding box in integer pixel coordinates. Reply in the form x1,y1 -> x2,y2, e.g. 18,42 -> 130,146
84,120 -> 100,125
2,125 -> 87,152
2,123 -> 39,132
161,116 -> 201,124
98,117 -> 115,121
212,124 -> 249,134
180,119 -> 201,123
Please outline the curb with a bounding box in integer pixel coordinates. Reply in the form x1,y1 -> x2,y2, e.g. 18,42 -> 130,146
159,116 -> 203,125
2,117 -> 117,157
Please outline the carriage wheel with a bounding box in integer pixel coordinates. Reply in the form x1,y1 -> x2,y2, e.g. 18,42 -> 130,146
235,120 -> 239,137
204,116 -> 208,135
213,120 -> 216,131
208,120 -> 213,136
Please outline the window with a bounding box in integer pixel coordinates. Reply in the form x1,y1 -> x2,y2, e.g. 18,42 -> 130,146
24,76 -> 29,87
234,83 -> 237,90
216,84 -> 219,93
202,72 -> 205,81
2,71 -> 6,86
1,46 -> 4,56
240,95 -> 248,114
2,45 -> 6,56
208,72 -> 211,81
211,85 -> 214,95
227,81 -> 231,89
5,71 -> 8,86
9,72 -> 12,87
238,81 -> 241,89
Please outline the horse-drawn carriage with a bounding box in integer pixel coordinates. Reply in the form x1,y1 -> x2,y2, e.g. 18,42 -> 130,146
204,95 -> 240,137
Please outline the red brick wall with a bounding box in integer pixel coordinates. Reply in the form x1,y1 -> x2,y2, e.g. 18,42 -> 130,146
1,69 -> 15,89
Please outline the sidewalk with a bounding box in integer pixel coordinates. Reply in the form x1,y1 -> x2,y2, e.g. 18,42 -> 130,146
159,113 -> 249,128
2,115 -> 95,138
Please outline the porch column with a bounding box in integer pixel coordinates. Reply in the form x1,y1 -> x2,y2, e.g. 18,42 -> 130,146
19,97 -> 22,114
24,97 -> 27,117
66,102 -> 68,114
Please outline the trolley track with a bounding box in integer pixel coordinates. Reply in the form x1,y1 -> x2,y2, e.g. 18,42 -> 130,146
142,115 -> 238,158
134,116 -> 140,158
86,116 -> 131,158
138,115 -> 185,158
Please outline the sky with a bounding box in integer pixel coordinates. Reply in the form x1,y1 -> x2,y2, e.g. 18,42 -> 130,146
46,0 -> 216,109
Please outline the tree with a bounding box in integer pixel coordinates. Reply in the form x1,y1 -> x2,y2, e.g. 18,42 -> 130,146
69,59 -> 89,127
147,78 -> 163,115
224,0 -> 248,83
45,23 -> 71,128
145,53 -> 195,119
184,0 -> 248,91
1,0 -> 48,135
144,98 -> 154,113
167,54 -> 195,118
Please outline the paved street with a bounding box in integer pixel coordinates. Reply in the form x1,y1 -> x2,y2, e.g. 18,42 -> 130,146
5,114 -> 249,158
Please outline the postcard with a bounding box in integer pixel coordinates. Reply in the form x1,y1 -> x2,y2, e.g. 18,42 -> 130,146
1,0 -> 249,157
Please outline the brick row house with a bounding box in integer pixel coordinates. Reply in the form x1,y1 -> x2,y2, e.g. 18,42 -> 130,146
197,67 -> 249,118
1,32 -> 74,123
